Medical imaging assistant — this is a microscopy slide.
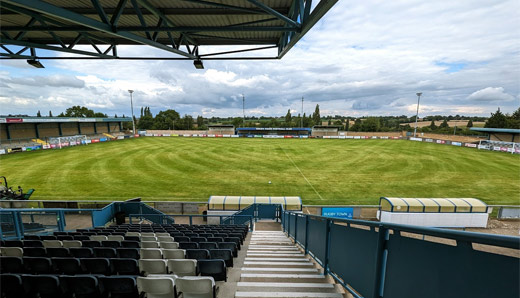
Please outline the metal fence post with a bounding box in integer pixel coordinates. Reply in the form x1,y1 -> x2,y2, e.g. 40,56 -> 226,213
373,225 -> 388,298
189,216 -> 193,226
294,214 -> 298,242
287,212 -> 291,235
304,215 -> 309,254
323,219 -> 331,276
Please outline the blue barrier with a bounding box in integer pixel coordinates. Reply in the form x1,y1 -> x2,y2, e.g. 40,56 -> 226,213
91,203 -> 116,227
283,211 -> 520,298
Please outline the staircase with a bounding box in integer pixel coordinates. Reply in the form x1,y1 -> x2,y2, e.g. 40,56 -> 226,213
234,229 -> 344,298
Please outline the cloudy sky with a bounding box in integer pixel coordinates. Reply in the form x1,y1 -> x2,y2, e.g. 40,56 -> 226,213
1,0 -> 519,118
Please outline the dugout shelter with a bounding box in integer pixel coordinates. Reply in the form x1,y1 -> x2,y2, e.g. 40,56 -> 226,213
470,127 -> 520,143
378,197 -> 490,228
311,125 -> 340,137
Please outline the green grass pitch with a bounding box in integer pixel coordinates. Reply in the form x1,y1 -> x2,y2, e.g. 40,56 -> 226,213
1,137 -> 519,205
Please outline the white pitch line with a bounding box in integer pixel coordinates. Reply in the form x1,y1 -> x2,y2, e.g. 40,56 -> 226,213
279,146 -> 324,200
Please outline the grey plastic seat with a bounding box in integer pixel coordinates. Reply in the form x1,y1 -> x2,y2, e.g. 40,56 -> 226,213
159,242 -> 179,249
157,236 -> 174,243
141,248 -> 163,259
0,247 -> 23,257
141,241 -> 160,248
141,236 -> 158,242
139,259 -> 167,276
126,232 -> 141,237
162,249 -> 185,259
140,233 -> 156,237
167,259 -> 197,276
90,235 -> 108,241
155,233 -> 170,237
174,276 -> 216,298
137,275 -> 178,298
107,235 -> 125,241
42,240 -> 63,248
62,240 -> 82,248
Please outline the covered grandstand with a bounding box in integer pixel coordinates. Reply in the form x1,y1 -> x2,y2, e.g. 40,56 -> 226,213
236,127 -> 311,137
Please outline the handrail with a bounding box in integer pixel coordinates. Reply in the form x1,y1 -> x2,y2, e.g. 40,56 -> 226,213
282,210 -> 520,298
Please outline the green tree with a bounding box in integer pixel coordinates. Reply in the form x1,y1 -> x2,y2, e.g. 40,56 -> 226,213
64,106 -> 95,117
362,117 -> 380,132
232,117 -> 243,128
351,119 -> 362,131
506,107 -> 520,129
485,108 -> 507,128
429,120 -> 437,130
153,109 -> 180,130
466,120 -> 473,128
285,109 -> 292,125
48,111 -> 53,117
439,119 -> 450,129
197,115 -> 204,129
312,104 -> 321,126
36,110 -> 41,117
345,118 -> 350,131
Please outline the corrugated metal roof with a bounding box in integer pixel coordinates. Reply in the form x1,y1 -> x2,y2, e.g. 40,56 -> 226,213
470,128 -> 520,134
380,197 -> 489,213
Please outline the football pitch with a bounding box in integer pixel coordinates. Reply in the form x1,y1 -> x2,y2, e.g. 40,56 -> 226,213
1,137 -> 519,205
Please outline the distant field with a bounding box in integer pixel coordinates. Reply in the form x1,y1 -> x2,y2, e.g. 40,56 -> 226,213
1,138 -> 519,205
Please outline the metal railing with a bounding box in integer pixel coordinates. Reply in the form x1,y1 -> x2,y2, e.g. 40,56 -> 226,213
129,214 -> 254,231
282,211 -> 520,298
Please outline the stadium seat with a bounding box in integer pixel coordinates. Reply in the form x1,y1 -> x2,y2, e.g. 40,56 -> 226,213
82,257 -> 112,275
199,233 -> 213,238
0,247 -> 23,257
162,249 -> 185,259
24,235 -> 41,240
42,240 -> 63,248
186,249 -> 210,260
0,256 -> 24,273
46,247 -> 70,257
117,248 -> 140,259
61,275 -> 104,298
23,247 -> 47,257
74,235 -> 90,241
52,257 -> 83,275
197,259 -> 227,281
157,236 -> 174,243
174,236 -> 190,242
22,240 -> 42,247
102,240 -> 121,248
209,249 -> 233,267
125,232 -> 141,237
141,241 -> 160,248
99,276 -> 139,298
167,259 -> 197,277
141,248 -> 163,259
140,233 -> 156,237
90,235 -> 108,241
207,237 -> 224,243
112,258 -> 139,275
121,240 -> 140,248
107,235 -> 125,242
223,237 -> 241,250
179,242 -> 199,249
24,274 -> 64,298
217,242 -> 237,257
139,259 -> 168,276
94,247 -> 118,258
155,233 -> 170,237
82,240 -> 102,248
70,247 -> 94,258
141,236 -> 158,242
199,242 -> 218,250
124,236 -> 140,242
228,233 -> 244,244
23,257 -> 53,274
137,276 -> 177,298
62,240 -> 82,248
0,273 -> 26,298
174,276 -> 216,298
159,242 -> 179,249
40,236 -> 57,240
56,235 -> 74,241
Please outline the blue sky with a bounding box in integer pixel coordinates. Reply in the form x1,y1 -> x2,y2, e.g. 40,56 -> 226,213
1,0 -> 519,118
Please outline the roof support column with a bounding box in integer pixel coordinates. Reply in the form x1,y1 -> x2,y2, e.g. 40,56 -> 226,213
107,122 -> 111,133
77,122 -> 82,134
58,122 -> 63,136
34,123 -> 40,139
93,122 -> 98,134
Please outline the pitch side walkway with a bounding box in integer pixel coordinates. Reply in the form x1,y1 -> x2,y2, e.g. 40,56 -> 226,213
234,222 -> 345,298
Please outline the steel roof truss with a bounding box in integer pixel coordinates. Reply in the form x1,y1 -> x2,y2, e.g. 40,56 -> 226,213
14,17 -> 36,41
110,0 -> 129,27
90,0 -> 110,25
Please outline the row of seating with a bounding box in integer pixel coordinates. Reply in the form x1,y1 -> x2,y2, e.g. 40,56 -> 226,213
0,255 -> 227,279
0,273 -> 216,298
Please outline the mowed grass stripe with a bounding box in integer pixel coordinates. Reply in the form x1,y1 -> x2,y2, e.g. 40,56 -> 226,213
1,137 -> 518,204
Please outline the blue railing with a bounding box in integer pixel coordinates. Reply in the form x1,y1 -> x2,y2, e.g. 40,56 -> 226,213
222,203 -> 281,224
129,214 -> 254,231
282,211 -> 520,298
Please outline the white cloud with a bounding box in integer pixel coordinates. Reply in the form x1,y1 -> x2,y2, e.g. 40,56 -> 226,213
467,87 -> 516,102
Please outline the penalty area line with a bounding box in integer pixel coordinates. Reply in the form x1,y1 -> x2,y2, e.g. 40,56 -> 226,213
278,146 -> 324,201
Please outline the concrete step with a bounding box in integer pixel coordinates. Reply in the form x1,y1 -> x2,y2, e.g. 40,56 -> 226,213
245,258 -> 309,262
247,253 -> 305,257
246,251 -> 301,254
244,261 -> 314,266
235,292 -> 343,297
237,282 -> 333,288
241,268 -> 318,273
241,274 -> 326,279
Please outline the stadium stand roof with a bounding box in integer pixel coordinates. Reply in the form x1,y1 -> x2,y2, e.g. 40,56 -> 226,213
380,197 -> 488,213
0,0 -> 338,64
208,195 -> 302,211
236,127 -> 311,131
0,116 -> 132,123
470,128 -> 520,134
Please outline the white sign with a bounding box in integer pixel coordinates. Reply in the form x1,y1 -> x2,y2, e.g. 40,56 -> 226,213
0,149 -> 5,155
410,137 -> 423,142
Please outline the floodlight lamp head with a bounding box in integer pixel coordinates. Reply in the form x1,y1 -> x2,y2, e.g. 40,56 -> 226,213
193,59 -> 204,69
27,59 -> 44,68
128,90 -> 134,94
416,92 -> 422,97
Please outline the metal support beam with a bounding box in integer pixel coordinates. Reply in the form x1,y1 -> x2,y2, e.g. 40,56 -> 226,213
1,25 -> 299,32
0,38 -> 115,58
2,0 -> 195,58
246,0 -> 301,28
